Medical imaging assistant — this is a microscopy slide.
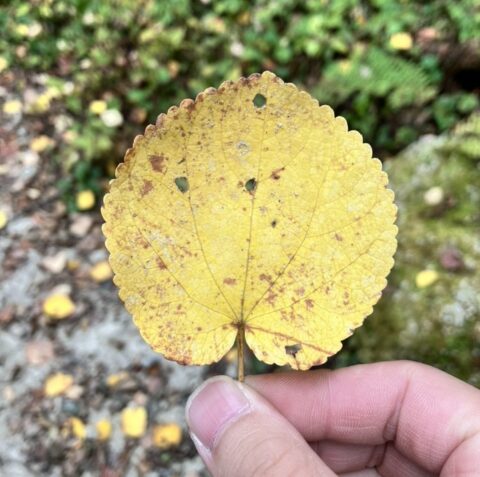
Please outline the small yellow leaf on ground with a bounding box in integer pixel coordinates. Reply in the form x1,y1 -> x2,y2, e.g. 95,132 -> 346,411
31,93 -> 51,113
69,417 -> 86,440
3,100 -> 22,115
31,135 -> 54,152
89,100 -> 107,115
90,261 -> 113,282
106,371 -> 129,387
95,419 -> 112,441
0,210 -> 8,229
0,57 -> 8,72
15,24 -> 29,36
76,190 -> 96,210
416,270 -> 439,288
152,423 -> 182,449
67,259 -> 80,271
389,32 -> 413,50
43,294 -> 76,319
44,372 -> 74,397
121,407 -> 147,438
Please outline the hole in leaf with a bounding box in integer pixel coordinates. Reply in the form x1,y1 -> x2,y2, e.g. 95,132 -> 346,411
285,344 -> 302,357
174,177 -> 189,193
253,94 -> 266,108
245,178 -> 257,192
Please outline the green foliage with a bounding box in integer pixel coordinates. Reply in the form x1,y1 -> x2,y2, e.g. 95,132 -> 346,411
0,0 -> 479,204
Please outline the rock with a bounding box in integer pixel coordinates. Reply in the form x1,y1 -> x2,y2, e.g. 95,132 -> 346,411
41,250 -> 68,274
26,340 -> 55,365
342,113 -> 480,386
69,214 -> 93,237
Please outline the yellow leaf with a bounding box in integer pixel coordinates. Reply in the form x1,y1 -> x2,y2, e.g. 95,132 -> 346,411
43,293 -> 76,319
15,24 -> 29,37
152,423 -> 182,449
69,417 -> 86,440
102,72 -> 397,370
0,57 -> 8,72
106,371 -> 129,387
89,100 -> 107,115
31,135 -> 54,152
121,407 -> 147,438
389,32 -> 413,50
3,100 -> 22,115
76,190 -> 95,210
415,270 -> 438,288
90,260 -> 113,282
0,210 -> 8,229
95,419 -> 112,441
44,372 -> 74,397
31,93 -> 52,113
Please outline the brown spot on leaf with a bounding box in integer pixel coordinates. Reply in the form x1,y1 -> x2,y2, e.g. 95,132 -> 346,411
266,291 -> 277,305
223,277 -> 237,286
141,180 -> 153,197
149,154 -> 167,173
335,233 -> 343,241
295,287 -> 305,296
270,167 -> 285,180
305,299 -> 314,309
156,257 -> 167,270
259,273 -> 272,284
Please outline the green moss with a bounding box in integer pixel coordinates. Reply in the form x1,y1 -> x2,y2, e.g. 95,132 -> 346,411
339,114 -> 480,386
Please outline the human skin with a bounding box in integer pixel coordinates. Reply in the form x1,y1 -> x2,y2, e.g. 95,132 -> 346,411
185,361 -> 480,476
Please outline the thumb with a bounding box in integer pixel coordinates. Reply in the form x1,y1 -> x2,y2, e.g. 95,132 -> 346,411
186,376 -> 335,477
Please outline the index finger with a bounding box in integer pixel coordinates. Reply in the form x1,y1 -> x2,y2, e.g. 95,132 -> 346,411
245,360 -> 480,474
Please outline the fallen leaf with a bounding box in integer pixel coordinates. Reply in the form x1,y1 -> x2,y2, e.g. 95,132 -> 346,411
3,100 -> 22,115
389,32 -> 413,50
69,417 -> 86,440
76,190 -> 96,210
43,293 -> 76,319
90,260 -> 113,282
0,210 -> 8,229
152,423 -> 182,449
121,406 -> 147,438
415,269 -> 439,288
96,419 -> 112,441
106,371 -> 129,387
0,57 -> 8,72
44,372 -> 74,397
102,72 -> 397,370
89,100 -> 107,115
30,135 -> 54,152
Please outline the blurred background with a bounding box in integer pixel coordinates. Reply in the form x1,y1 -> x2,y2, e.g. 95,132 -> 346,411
0,0 -> 479,475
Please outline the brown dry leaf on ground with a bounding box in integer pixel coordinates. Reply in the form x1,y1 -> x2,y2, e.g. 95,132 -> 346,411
102,71 -> 397,372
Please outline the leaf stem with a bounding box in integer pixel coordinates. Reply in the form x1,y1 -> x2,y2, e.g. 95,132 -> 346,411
237,324 -> 245,382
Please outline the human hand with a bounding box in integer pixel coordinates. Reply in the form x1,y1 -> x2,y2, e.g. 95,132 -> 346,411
185,361 -> 480,476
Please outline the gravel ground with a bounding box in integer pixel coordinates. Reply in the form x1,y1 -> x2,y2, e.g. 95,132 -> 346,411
0,83 -> 234,477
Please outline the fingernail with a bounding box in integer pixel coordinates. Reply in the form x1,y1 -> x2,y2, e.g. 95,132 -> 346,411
186,377 -> 251,451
